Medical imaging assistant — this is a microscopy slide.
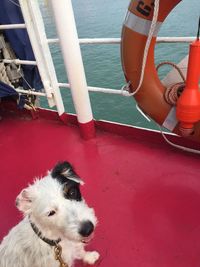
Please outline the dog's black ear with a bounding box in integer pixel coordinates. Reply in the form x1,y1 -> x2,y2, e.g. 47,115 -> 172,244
52,161 -> 75,178
51,161 -> 84,185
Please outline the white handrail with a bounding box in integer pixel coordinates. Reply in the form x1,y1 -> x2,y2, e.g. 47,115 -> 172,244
0,24 -> 26,30
0,23 -> 194,44
1,37 -> 194,68
2,59 -> 37,65
156,36 -> 195,43
14,84 -> 128,97
58,82 -> 129,96
15,88 -> 46,96
2,34 -> 192,98
47,36 -> 196,44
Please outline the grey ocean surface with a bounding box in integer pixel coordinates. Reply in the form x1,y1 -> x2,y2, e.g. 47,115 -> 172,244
40,0 -> 200,129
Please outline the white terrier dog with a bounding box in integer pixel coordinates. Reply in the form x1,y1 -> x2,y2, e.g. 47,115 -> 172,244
0,161 -> 99,267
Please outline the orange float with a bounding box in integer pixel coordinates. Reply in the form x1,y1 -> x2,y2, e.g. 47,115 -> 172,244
176,39 -> 200,135
121,0 -> 200,141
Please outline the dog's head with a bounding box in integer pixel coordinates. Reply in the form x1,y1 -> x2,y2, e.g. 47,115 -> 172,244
16,161 -> 97,243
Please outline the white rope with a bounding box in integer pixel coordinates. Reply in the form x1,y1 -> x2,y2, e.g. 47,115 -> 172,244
0,33 -> 34,91
136,104 -> 151,122
17,67 -> 33,90
122,0 -> 160,96
158,125 -> 200,155
136,100 -> 200,154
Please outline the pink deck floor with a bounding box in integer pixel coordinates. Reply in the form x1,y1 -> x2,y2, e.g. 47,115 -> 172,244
1,106 -> 200,267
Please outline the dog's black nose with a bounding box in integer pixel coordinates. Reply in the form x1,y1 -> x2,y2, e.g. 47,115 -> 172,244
79,221 -> 94,237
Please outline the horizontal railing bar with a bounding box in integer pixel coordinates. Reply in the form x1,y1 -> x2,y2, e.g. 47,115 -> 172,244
48,36 -> 196,44
15,88 -> 47,96
0,37 -> 193,66
2,59 -> 37,65
0,24 -> 26,30
58,82 -> 129,96
48,38 -> 121,44
79,38 -> 121,44
0,28 -> 194,44
156,36 -> 195,43
16,83 -> 126,97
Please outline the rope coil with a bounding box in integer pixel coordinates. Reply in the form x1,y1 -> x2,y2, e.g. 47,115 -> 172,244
156,61 -> 186,106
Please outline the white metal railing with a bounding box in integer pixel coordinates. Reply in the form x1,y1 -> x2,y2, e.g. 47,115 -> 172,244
1,36 -> 193,97
19,0 -> 65,115
16,88 -> 46,96
58,82 -> 130,96
1,37 -> 194,69
2,35 -> 193,99
48,36 -> 196,45
0,0 -> 194,135
2,59 -> 37,65
0,24 -> 26,30
12,35 -> 193,98
156,36 -> 195,43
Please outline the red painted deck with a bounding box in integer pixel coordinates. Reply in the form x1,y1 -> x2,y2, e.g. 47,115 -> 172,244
1,106 -> 200,267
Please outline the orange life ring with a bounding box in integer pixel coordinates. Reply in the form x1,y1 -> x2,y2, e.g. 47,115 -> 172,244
121,0 -> 200,142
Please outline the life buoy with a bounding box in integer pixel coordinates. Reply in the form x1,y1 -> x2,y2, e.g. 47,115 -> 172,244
121,0 -> 200,142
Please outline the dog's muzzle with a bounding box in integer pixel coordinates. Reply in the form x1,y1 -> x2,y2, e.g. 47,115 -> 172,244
79,220 -> 94,238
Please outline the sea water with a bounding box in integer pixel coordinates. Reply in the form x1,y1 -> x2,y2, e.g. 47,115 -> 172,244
40,0 -> 200,129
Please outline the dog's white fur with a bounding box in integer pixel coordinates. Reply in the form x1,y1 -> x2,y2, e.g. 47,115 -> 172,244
0,168 -> 99,267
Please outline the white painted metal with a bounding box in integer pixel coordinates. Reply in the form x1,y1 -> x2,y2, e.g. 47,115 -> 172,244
58,82 -> 130,96
0,24 -> 26,30
3,59 -> 37,66
47,36 -> 195,45
3,1 -> 193,118
15,88 -> 47,97
19,0 -> 65,115
49,0 -> 94,124
48,38 -> 121,44
156,36 -> 195,43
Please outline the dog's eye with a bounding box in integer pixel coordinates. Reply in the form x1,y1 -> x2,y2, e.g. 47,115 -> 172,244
47,210 -> 56,217
68,188 -> 78,199
66,187 -> 82,201
63,183 -> 82,201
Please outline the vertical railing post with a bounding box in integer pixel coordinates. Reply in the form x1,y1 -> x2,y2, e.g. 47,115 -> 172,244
19,0 -> 65,118
50,0 -> 95,140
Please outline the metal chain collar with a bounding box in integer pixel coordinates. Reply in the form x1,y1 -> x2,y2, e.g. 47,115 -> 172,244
54,244 -> 69,267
